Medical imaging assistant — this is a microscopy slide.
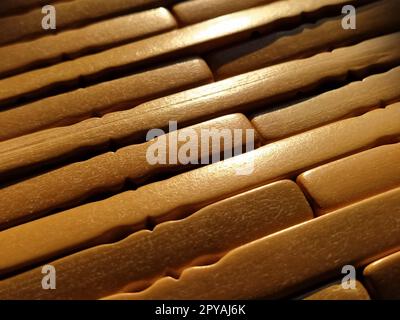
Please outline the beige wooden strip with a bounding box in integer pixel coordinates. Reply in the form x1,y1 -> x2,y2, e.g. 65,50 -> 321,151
107,187 -> 400,300
0,113 -> 256,229
0,181 -> 313,299
0,0 -> 358,105
0,8 -> 177,77
0,103 -> 399,275
297,143 -> 400,212
0,0 -> 174,45
304,281 -> 370,300
251,66 -> 400,142
363,251 -> 400,299
1,33 -> 399,179
172,0 -> 278,25
207,0 -> 400,79
0,58 -> 212,141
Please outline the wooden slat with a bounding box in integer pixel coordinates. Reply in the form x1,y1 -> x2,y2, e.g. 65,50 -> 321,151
0,0 -> 356,105
102,187 -> 400,299
0,103 -> 399,275
251,67 -> 400,142
0,181 -> 313,299
1,33 -> 399,179
0,113 -> 257,229
0,0 -> 176,45
0,0 -> 64,16
0,58 -> 213,141
297,143 -> 400,212
304,281 -> 370,300
363,251 -> 400,299
0,8 -> 177,78
172,0 -> 278,25
207,0 -> 400,79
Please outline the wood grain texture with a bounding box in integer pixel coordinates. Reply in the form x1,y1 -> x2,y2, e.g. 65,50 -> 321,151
172,0 -> 278,25
0,0 -> 69,16
0,0 -> 398,302
0,0 -> 175,45
0,0 -> 355,105
0,8 -> 177,77
297,143 -> 400,212
103,187 -> 400,299
0,113 -> 256,229
207,0 -> 400,79
251,66 -> 400,141
1,33 -> 399,179
0,58 -> 213,141
0,181 -> 313,299
0,104 -> 399,275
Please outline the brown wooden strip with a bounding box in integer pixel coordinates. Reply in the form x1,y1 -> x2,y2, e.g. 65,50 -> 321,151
207,0 -> 400,79
297,143 -> 400,212
0,181 -> 313,299
363,251 -> 400,299
1,33 -> 399,179
304,281 -> 370,300
0,0 -> 357,105
251,66 -> 400,142
108,187 -> 400,300
0,103 -> 399,275
0,57 -> 212,141
0,8 -> 177,78
0,113 -> 256,229
172,0 -> 278,25
0,0 -> 65,16
0,0 -> 176,45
